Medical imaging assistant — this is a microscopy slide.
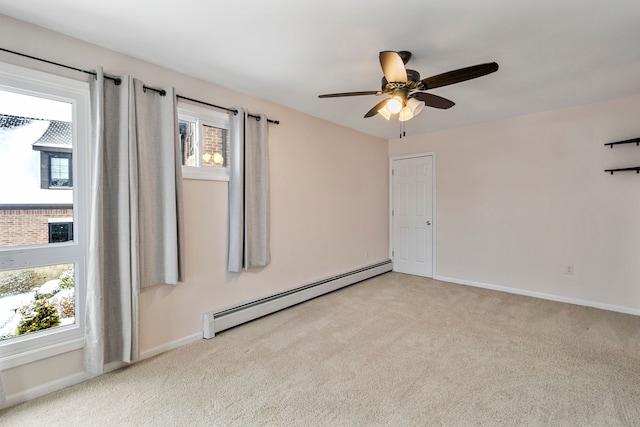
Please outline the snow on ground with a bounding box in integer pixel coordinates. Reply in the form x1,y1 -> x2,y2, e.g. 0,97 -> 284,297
0,291 -> 36,338
39,279 -> 62,294
0,279 -> 75,339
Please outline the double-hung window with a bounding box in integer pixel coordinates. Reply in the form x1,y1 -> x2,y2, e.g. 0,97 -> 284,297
0,62 -> 90,369
178,102 -> 230,181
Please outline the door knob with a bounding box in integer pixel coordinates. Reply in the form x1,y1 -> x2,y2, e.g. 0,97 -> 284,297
426,221 -> 431,226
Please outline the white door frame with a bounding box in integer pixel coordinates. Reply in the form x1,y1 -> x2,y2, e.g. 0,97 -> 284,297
389,152 -> 437,278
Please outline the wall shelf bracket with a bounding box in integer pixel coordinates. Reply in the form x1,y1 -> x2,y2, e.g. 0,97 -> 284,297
605,137 -> 640,148
604,167 -> 640,175
604,137 -> 640,174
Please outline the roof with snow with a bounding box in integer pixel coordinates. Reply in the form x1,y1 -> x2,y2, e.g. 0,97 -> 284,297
0,114 -> 34,129
0,115 -> 72,205
31,118 -> 72,152
0,114 -> 71,151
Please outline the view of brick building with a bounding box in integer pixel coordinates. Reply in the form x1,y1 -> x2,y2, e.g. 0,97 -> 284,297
202,123 -> 229,167
0,114 -> 73,247
179,118 -> 228,167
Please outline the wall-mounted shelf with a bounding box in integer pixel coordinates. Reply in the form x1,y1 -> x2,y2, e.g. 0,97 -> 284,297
604,137 -> 640,148
605,167 -> 640,175
604,137 -> 640,174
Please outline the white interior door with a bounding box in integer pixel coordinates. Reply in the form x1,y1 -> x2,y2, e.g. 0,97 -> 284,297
392,155 -> 433,277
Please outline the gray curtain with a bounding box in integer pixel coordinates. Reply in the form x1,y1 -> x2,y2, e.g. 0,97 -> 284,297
85,67 -> 184,374
228,108 -> 270,272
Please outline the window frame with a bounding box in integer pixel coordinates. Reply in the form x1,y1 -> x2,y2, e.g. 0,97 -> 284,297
178,102 -> 230,182
0,61 -> 90,370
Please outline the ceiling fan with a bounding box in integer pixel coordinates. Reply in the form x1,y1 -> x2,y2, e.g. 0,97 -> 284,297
318,51 -> 499,122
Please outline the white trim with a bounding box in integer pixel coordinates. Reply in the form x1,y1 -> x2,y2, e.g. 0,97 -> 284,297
0,370 -> 91,410
436,275 -> 640,316
389,152 -> 437,278
182,166 -> 229,181
139,332 -> 202,361
177,103 -> 229,126
178,101 -> 230,182
47,217 -> 74,223
0,61 -> 89,98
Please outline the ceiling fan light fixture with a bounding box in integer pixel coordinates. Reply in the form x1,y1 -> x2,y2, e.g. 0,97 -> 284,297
386,96 -> 404,114
398,106 -> 414,122
377,105 -> 392,120
407,97 -> 425,117
318,51 -> 499,128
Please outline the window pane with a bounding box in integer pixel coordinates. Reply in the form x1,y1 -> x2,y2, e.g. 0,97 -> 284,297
49,156 -> 71,187
0,90 -> 74,248
179,119 -> 196,166
0,264 -> 75,341
202,124 -> 228,167
48,222 -> 73,243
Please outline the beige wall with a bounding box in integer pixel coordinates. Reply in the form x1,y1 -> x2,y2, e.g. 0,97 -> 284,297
390,94 -> 640,312
0,15 -> 389,400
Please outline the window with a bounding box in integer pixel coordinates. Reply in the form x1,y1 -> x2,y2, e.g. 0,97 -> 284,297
0,62 -> 89,369
48,153 -> 73,188
48,220 -> 73,243
178,103 -> 230,181
31,119 -> 73,189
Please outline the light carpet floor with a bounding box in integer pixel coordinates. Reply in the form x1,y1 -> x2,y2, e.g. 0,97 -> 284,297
1,272 -> 640,426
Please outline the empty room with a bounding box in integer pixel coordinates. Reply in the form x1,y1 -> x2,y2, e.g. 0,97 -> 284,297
0,1 -> 639,425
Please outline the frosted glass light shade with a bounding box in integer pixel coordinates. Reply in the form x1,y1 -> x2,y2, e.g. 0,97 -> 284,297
407,97 -> 425,116
398,106 -> 414,122
386,96 -> 403,114
378,106 -> 392,120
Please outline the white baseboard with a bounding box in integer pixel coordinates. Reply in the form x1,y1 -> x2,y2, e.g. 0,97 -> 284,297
1,370 -> 91,411
139,332 -> 202,361
436,275 -> 640,316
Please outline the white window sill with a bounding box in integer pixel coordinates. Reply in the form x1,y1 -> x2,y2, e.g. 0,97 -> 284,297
0,336 -> 84,370
182,166 -> 229,182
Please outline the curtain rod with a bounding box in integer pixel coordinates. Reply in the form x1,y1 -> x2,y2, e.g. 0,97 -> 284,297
0,47 -> 122,85
176,95 -> 279,125
0,47 -> 279,125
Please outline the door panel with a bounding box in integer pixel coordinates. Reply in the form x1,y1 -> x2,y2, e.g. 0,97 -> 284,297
392,156 -> 433,277
399,227 -> 410,260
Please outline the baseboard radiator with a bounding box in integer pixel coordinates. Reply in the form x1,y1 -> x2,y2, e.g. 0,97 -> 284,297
203,260 -> 392,339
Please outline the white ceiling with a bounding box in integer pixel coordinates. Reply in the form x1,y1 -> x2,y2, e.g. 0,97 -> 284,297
1,0 -> 640,140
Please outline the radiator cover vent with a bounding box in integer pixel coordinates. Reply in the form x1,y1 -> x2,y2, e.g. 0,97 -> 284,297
203,260 -> 392,338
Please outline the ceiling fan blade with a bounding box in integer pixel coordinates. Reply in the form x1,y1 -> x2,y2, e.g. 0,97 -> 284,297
318,91 -> 379,98
412,92 -> 455,109
379,51 -> 407,83
422,62 -> 499,90
364,98 -> 390,118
